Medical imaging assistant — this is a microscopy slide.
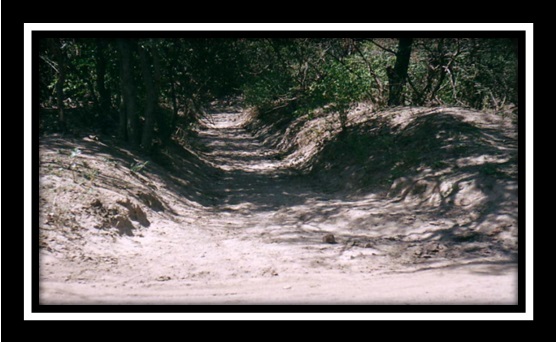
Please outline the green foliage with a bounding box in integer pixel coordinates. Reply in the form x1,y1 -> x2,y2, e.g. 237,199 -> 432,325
243,69 -> 295,110
130,161 -> 149,173
39,37 -> 519,146
70,148 -> 82,158
242,39 -> 375,125
406,38 -> 517,110
38,37 -> 518,116
83,168 -> 99,181
309,58 -> 369,114
456,39 -> 518,110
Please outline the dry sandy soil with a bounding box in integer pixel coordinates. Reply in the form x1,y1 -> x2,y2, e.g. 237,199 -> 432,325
38,104 -> 518,305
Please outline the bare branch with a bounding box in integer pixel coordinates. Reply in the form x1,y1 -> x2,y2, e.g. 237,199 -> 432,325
352,41 -> 383,95
406,74 -> 424,104
40,55 -> 59,73
368,39 -> 397,55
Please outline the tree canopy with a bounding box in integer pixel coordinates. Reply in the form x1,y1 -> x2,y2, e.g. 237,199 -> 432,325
38,37 -> 519,150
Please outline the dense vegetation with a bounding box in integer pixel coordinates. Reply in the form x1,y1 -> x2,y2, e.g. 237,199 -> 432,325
39,37 -> 518,152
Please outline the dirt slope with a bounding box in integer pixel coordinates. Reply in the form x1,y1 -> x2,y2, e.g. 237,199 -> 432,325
38,104 -> 518,305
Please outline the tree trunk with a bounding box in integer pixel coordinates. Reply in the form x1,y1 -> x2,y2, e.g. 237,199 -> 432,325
95,39 -> 110,114
117,39 -> 139,145
151,48 -> 172,145
170,81 -> 179,130
118,90 -> 126,141
52,39 -> 66,131
169,43 -> 180,136
139,43 -> 156,150
388,38 -> 413,106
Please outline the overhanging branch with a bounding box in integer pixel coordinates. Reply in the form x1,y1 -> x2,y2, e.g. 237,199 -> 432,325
368,39 -> 397,55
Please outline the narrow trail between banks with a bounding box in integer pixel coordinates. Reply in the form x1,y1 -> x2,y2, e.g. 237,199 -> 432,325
39,109 -> 517,305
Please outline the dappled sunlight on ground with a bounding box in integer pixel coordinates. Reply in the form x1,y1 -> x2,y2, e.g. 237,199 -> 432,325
38,104 -> 518,304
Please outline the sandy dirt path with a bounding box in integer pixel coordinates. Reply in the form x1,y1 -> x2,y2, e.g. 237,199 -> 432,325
39,111 -> 517,305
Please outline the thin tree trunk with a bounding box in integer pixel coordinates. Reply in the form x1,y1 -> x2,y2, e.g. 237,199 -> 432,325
139,43 -> 156,150
95,39 -> 110,114
169,42 -> 180,136
427,39 -> 447,104
352,40 -> 384,103
170,81 -> 179,130
118,89 -> 127,141
86,79 -> 98,107
152,48 -> 172,145
388,38 -> 413,106
52,39 -> 66,131
117,39 -> 139,145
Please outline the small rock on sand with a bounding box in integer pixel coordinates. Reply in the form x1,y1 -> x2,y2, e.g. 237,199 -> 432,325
323,234 -> 336,244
